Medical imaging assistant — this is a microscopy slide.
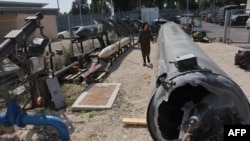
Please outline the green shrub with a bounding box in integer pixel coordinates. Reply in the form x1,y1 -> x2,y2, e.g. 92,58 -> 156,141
63,47 -> 73,65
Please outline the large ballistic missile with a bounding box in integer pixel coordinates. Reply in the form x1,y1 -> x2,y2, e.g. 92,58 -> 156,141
147,22 -> 250,141
75,24 -> 103,38
98,37 -> 130,59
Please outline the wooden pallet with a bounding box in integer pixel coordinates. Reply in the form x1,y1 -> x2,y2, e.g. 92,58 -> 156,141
94,71 -> 108,82
64,74 -> 73,81
63,69 -> 87,83
68,72 -> 82,82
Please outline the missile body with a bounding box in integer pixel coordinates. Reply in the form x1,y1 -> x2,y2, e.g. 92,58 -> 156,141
98,37 -> 130,59
75,24 -> 103,38
147,22 -> 250,141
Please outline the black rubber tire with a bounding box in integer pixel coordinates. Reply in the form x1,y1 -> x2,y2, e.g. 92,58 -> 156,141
58,35 -> 64,39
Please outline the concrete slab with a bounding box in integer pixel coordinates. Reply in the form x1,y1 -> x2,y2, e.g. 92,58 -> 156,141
71,83 -> 121,111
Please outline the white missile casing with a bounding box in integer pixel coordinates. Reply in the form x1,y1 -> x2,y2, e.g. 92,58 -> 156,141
98,37 -> 130,59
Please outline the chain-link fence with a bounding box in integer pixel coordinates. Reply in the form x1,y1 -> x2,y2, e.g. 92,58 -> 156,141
0,9 -> 179,42
56,10 -> 141,32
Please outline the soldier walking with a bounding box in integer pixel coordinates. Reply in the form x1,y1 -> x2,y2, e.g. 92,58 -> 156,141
136,22 -> 154,66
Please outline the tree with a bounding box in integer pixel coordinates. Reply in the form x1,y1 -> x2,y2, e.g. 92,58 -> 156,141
113,0 -> 137,12
175,0 -> 199,11
197,0 -> 211,10
70,1 -> 78,15
70,0 -> 89,15
167,0 -> 178,9
143,0 -> 156,7
72,0 -> 248,15
90,0 -> 111,14
155,0 -> 165,9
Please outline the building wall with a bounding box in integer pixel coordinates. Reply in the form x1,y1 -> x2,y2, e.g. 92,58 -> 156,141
18,14 -> 58,40
0,14 -> 18,39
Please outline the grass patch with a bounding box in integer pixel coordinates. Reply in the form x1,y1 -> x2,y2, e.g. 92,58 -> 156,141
63,47 -> 74,65
61,83 -> 87,107
88,111 -> 98,118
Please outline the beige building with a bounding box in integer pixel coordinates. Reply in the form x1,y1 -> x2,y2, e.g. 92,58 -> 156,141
0,1 -> 59,41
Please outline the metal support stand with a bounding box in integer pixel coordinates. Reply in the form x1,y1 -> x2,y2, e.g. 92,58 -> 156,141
248,28 -> 250,43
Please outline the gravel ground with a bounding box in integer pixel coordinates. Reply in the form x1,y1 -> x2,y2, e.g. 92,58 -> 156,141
196,42 -> 250,101
0,39 -> 250,141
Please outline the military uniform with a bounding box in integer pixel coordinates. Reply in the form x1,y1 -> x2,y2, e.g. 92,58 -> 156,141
138,29 -> 154,65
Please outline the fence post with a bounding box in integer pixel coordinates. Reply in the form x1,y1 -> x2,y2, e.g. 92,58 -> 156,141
223,10 -> 231,43
67,14 -> 74,56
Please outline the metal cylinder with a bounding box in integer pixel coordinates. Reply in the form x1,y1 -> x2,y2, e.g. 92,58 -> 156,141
75,24 -> 103,38
98,37 -> 130,59
147,22 -> 250,141
54,61 -> 79,78
17,114 -> 69,141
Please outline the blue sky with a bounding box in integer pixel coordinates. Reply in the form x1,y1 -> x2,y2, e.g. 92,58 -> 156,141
3,0 -> 91,13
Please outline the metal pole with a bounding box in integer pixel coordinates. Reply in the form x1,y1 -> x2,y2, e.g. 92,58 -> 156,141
187,0 -> 189,13
223,10 -> 230,43
67,15 -> 74,55
213,0 -> 215,14
248,28 -> 250,43
79,0 -> 83,25
110,0 -> 114,18
98,0 -> 99,14
57,0 -> 60,12
54,61 -> 79,78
